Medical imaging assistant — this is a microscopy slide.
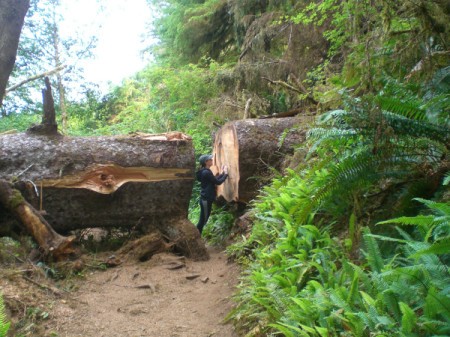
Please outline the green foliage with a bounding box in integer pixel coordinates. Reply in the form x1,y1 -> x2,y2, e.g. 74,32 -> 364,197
229,191 -> 450,336
89,62 -> 226,138
148,0 -> 237,64
202,206 -> 235,245
291,0 -> 450,91
227,69 -> 449,335
300,83 -> 449,223
0,112 -> 41,133
0,293 -> 10,337
5,0 -> 98,116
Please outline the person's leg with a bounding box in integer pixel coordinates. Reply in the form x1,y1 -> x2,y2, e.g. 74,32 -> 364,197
205,200 -> 213,224
197,199 -> 207,234
197,199 -> 212,235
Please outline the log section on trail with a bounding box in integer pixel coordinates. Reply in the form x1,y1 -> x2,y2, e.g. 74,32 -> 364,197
0,131 -> 208,260
211,116 -> 311,203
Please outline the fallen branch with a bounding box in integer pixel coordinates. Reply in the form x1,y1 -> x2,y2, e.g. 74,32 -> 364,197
0,179 -> 76,261
262,76 -> 303,94
259,107 -> 303,119
405,51 -> 450,80
262,76 -> 318,105
22,275 -> 63,296
5,65 -> 66,94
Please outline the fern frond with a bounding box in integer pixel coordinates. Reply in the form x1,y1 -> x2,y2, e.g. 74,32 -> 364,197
444,172 -> 450,186
317,109 -> 348,125
383,111 -> 450,144
0,293 -> 10,337
362,228 -> 384,273
307,127 -> 359,154
298,146 -> 439,223
377,96 -> 426,121
411,237 -> 450,257
399,302 -> 417,333
377,215 -> 435,227
414,198 -> 450,217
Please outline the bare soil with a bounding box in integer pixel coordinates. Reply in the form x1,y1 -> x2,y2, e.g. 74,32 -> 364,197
2,245 -> 240,337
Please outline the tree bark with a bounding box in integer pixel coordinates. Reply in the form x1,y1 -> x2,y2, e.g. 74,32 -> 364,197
0,0 -> 30,107
211,116 -> 311,203
0,179 -> 75,261
26,76 -> 59,134
0,131 -> 208,260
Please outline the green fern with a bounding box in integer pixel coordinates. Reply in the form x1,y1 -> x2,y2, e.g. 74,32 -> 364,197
444,173 -> 450,186
0,293 -> 10,337
411,237 -> 450,257
382,111 -> 450,144
378,198 -> 450,245
376,95 -> 426,121
399,302 -> 417,334
362,228 -> 384,273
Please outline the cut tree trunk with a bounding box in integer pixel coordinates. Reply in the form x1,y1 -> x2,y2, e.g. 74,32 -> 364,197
0,0 -> 30,107
27,76 -> 58,134
0,179 -> 75,261
211,116 -> 312,203
0,131 -> 208,260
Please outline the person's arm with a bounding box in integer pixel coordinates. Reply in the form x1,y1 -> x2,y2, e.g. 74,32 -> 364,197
204,169 -> 228,185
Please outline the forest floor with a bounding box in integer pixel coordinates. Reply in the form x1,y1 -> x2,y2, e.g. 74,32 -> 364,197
1,244 -> 240,337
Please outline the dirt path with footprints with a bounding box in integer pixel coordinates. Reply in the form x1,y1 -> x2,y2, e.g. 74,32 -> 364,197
46,246 -> 240,337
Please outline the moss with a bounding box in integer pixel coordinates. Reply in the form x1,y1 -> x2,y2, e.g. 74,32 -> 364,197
8,189 -> 25,210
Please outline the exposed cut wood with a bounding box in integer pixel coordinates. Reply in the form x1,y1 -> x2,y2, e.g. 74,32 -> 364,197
211,116 -> 311,203
39,164 -> 192,194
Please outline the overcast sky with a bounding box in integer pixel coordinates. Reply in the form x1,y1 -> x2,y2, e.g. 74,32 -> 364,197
61,0 -> 154,94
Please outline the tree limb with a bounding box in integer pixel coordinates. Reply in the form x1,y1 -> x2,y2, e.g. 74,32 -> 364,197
262,76 -> 303,94
262,76 -> 318,105
5,65 -> 66,94
405,51 -> 450,80
0,179 -> 75,261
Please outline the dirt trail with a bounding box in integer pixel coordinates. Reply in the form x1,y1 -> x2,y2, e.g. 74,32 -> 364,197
47,246 -> 239,337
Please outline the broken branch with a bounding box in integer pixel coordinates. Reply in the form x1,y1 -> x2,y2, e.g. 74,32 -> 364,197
5,65 -> 66,94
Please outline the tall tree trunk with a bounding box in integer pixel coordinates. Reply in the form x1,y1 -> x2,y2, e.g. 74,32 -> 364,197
57,72 -> 67,131
0,0 -> 30,107
52,21 -> 68,132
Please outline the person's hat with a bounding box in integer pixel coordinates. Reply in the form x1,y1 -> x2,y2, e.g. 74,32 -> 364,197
199,154 -> 213,166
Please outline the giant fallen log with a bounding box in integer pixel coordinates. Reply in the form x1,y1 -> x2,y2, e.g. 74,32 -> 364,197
211,116 -> 311,203
0,131 -> 208,260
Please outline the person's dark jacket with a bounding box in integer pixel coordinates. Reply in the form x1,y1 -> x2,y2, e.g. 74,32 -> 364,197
196,168 -> 228,202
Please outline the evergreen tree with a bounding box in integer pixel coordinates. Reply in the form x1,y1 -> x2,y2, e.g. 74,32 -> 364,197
4,0 -> 98,132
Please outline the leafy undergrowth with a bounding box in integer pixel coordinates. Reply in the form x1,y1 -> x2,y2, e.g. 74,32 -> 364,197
225,72 -> 450,336
226,174 -> 450,336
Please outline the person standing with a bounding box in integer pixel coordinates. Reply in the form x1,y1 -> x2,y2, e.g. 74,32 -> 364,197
196,154 -> 228,235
